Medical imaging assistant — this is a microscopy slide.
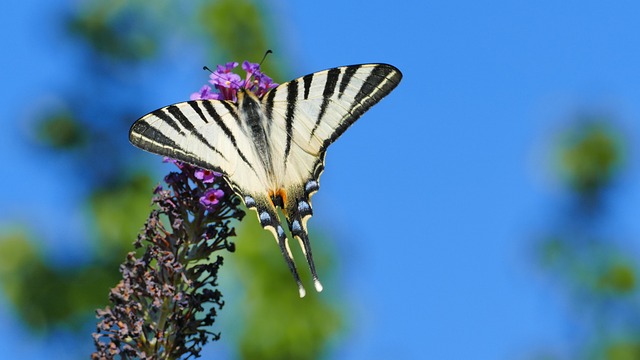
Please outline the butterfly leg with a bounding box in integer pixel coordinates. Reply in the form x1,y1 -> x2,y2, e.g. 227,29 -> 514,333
285,195 -> 323,293
245,195 -> 307,297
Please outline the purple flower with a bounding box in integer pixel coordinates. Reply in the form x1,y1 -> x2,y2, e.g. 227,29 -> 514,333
210,72 -> 242,89
242,61 -> 260,75
208,71 -> 242,101
216,62 -> 238,73
240,62 -> 278,96
190,85 -> 220,100
194,168 -> 218,183
191,60 -> 279,102
256,72 -> 277,92
200,188 -> 225,209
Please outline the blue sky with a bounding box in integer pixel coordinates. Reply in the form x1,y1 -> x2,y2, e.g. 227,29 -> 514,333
3,0 -> 640,359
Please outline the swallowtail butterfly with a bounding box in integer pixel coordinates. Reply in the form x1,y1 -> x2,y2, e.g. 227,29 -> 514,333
130,63 -> 402,297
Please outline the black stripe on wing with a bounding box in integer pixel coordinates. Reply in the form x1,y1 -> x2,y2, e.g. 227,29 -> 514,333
320,64 -> 402,153
150,108 -> 185,136
221,101 -> 242,127
263,87 -> 277,122
283,79 -> 298,168
166,105 -> 228,161
302,74 -> 313,100
310,67 -> 341,139
338,65 -> 360,99
187,101 -> 209,123
130,119 -> 181,153
199,100 -> 260,177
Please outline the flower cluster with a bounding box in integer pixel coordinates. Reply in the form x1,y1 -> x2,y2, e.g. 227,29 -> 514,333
92,60 -> 272,359
92,160 -> 245,359
190,61 -> 278,102
163,158 -> 225,212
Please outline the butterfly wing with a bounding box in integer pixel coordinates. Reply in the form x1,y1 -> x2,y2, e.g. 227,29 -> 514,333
129,100 -> 269,195
260,63 -> 403,291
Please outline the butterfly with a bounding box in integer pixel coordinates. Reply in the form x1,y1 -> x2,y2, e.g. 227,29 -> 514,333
129,63 -> 402,297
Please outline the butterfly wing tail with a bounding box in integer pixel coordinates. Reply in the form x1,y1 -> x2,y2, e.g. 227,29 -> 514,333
291,223 -> 323,292
245,195 -> 307,297
283,186 -> 323,293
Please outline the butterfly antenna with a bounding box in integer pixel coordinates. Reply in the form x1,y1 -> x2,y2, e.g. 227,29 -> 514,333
202,65 -> 241,91
259,49 -> 273,67
203,66 -> 225,81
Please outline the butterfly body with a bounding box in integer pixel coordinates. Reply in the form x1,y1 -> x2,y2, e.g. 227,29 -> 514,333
130,63 -> 402,297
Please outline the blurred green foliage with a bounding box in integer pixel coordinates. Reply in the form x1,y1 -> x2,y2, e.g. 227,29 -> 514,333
540,236 -> 637,296
35,109 -> 87,149
89,173 -> 154,254
537,119 -> 640,359
597,262 -> 636,294
201,0 -> 267,63
66,0 -> 160,61
0,2 -> 175,318
0,0 -> 343,358
557,121 -> 623,199
0,232 -> 115,331
0,174 -> 153,330
605,341 -> 640,360
199,0 -> 285,83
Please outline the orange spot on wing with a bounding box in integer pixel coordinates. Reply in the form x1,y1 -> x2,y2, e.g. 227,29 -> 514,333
269,188 -> 288,209
278,189 -> 287,206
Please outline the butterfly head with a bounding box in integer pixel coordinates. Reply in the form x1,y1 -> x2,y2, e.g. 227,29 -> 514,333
199,61 -> 279,102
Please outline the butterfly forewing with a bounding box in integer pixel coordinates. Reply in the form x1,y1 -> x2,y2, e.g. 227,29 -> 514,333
263,64 -> 402,190
129,100 -> 270,194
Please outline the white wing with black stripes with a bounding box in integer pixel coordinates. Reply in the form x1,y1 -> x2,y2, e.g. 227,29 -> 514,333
130,63 -> 402,297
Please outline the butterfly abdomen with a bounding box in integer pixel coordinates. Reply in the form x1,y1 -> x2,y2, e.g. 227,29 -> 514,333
238,88 -> 275,181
